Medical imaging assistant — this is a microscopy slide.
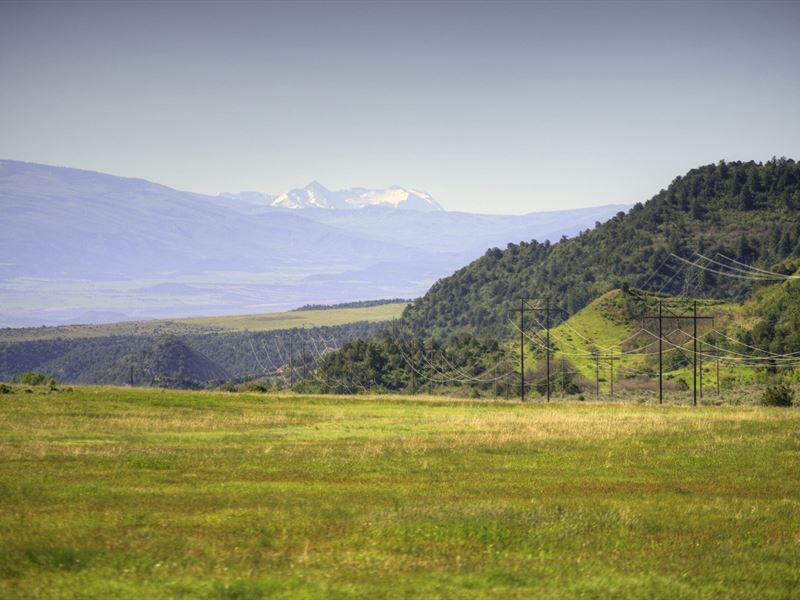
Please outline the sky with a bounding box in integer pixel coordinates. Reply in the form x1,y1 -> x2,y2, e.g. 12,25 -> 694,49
1,0 -> 799,214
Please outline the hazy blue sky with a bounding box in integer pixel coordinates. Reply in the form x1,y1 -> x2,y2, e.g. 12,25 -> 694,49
1,0 -> 798,214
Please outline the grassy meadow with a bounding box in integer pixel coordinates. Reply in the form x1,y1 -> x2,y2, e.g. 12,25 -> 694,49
1,387 -> 799,598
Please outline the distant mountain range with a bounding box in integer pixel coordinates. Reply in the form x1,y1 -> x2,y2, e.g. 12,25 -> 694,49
0,160 -> 629,326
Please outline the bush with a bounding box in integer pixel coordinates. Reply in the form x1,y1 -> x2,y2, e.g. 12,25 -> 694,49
242,380 -> 269,393
19,371 -> 50,386
0,384 -> 12,394
761,384 -> 795,407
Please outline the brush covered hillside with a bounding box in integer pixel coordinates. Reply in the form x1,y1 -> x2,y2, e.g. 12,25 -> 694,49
400,159 -> 800,339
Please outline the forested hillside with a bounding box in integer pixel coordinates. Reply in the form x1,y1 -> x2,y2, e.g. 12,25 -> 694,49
400,159 -> 800,339
0,321 -> 382,387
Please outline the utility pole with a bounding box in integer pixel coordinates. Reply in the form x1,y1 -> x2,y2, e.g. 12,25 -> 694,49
511,298 -> 562,402
608,355 -> 619,400
713,317 -> 720,397
642,298 -> 712,406
411,356 -> 417,395
687,301 -> 712,406
509,300 -> 527,401
693,300 -> 698,406
594,350 -> 600,400
428,342 -> 433,396
545,299 -> 551,402
642,300 -> 664,404
521,299 -> 525,402
289,333 -> 294,387
130,364 -> 134,387
699,337 -> 703,399
520,299 -> 561,401
658,301 -> 662,404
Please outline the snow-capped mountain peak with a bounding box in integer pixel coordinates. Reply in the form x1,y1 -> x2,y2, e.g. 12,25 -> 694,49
270,182 -> 443,211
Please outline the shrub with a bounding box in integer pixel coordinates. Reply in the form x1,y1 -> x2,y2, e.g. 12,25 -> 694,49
242,380 -> 269,393
19,371 -> 50,386
0,384 -> 12,394
761,384 -> 795,407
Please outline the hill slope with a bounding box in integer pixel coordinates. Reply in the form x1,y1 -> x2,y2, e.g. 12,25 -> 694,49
400,159 -> 800,339
98,336 -> 229,387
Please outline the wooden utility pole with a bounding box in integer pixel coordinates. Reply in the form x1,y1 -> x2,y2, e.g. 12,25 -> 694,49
521,300 -> 525,401
658,301 -> 662,404
521,299 -> 561,401
545,299 -> 551,402
428,342 -> 433,396
688,301 -> 713,406
693,301 -> 698,405
509,300 -> 528,401
642,298 -> 713,406
699,338 -> 703,399
608,355 -> 619,400
411,360 -> 416,395
519,300 -> 526,401
713,317 -> 720,397
642,300 -> 664,404
594,351 -> 600,400
289,336 -> 294,387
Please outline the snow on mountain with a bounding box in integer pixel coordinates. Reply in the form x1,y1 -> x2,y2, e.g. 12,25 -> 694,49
270,182 -> 443,211
271,181 -> 346,209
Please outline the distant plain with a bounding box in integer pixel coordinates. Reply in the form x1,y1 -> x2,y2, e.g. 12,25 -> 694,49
0,303 -> 408,342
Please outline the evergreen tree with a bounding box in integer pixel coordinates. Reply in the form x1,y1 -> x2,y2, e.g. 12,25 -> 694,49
739,183 -> 754,210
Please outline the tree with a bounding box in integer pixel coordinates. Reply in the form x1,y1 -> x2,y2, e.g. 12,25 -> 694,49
739,183 -> 755,210
691,198 -> 703,219
779,231 -> 793,258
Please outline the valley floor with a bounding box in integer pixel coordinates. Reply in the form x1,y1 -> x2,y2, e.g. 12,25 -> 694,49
0,387 -> 798,599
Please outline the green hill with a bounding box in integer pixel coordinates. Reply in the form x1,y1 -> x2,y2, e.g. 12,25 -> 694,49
400,159 -> 800,339
98,336 -> 230,388
307,283 -> 800,397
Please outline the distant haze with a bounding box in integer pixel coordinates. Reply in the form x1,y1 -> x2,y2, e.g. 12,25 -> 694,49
1,1 -> 798,214
0,160 -> 629,326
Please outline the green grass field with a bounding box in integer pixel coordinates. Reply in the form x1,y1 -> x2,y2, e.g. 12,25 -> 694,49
0,303 -> 408,342
1,387 -> 799,599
